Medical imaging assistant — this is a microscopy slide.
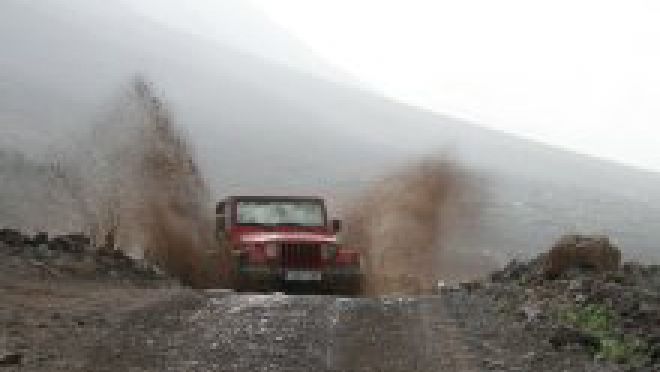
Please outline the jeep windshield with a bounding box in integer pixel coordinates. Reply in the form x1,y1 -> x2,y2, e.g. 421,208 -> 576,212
236,200 -> 326,227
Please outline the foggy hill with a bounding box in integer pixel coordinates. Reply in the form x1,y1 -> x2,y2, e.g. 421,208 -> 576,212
1,0 -> 659,262
123,0 -> 357,84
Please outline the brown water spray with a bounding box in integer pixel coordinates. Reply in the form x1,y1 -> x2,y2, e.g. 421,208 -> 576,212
343,159 -> 481,295
76,77 -> 230,287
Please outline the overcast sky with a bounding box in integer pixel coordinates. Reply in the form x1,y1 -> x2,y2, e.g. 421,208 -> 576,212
130,0 -> 660,173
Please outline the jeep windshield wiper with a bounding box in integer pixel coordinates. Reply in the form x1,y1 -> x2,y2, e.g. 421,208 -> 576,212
277,222 -> 308,226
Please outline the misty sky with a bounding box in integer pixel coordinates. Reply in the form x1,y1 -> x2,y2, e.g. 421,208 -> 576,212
128,0 -> 660,173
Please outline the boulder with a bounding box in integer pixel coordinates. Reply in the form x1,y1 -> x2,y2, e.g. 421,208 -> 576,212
48,237 -> 69,251
544,234 -> 621,279
33,232 -> 48,245
0,351 -> 22,366
0,228 -> 25,246
48,233 -> 89,253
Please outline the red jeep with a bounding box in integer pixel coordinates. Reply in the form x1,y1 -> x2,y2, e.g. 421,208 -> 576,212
216,196 -> 362,294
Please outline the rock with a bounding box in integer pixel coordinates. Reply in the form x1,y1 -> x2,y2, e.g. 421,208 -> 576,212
519,304 -> 542,322
549,326 -> 598,351
0,229 -> 24,246
0,351 -> 22,365
31,244 -> 53,259
47,233 -> 89,253
459,281 -> 482,292
63,234 -> 89,252
544,235 -> 621,279
491,260 -> 526,282
482,358 -> 505,369
33,232 -> 48,245
48,237 -> 69,251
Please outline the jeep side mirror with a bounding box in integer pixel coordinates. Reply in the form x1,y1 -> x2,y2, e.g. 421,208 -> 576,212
216,201 -> 226,233
216,215 -> 226,232
331,219 -> 342,233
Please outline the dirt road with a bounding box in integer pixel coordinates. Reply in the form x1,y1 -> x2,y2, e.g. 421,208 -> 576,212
68,290 -> 612,372
1,234 -> 621,372
2,279 -> 612,372
82,292 -> 479,372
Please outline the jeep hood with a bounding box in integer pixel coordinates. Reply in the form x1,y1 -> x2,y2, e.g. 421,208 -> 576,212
239,232 -> 336,244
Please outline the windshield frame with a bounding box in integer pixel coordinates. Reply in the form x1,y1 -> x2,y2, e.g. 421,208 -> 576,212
230,196 -> 328,228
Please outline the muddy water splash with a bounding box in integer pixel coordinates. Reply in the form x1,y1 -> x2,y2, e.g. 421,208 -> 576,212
343,159 -> 479,295
76,77 -> 229,287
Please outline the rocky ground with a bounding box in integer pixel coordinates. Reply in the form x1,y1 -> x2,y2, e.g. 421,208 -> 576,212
1,230 -> 658,371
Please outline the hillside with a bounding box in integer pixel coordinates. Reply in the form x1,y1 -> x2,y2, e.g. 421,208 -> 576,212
1,0 -> 659,262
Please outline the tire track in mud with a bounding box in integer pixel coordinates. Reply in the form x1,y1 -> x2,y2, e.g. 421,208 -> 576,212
81,292 -> 482,372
